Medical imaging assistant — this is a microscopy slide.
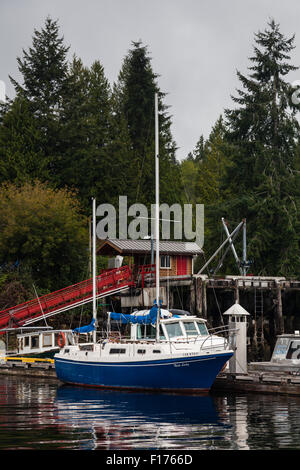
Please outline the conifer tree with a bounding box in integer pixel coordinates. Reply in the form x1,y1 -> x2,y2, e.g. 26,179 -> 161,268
0,97 -> 47,184
114,41 -> 182,208
222,19 -> 300,276
9,16 -> 70,181
58,57 -> 112,210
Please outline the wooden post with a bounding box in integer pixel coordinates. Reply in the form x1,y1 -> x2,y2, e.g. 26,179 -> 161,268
189,279 -> 196,315
234,279 -> 240,304
203,280 -> 207,319
195,277 -> 202,316
276,283 -> 284,335
168,286 -> 174,310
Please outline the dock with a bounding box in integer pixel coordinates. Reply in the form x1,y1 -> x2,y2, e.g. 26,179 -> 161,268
0,357 -> 57,379
212,368 -> 300,396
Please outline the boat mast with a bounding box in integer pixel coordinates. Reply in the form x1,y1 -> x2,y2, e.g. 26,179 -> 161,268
92,197 -> 97,343
155,93 -> 160,341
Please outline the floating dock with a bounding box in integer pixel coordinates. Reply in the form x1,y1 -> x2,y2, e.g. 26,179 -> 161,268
0,357 -> 57,379
212,368 -> 300,396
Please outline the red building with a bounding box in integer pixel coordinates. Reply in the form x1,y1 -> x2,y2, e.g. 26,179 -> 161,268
97,238 -> 202,279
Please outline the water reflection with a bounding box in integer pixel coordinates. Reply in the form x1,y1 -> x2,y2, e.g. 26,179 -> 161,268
55,386 -> 225,450
0,375 -> 300,450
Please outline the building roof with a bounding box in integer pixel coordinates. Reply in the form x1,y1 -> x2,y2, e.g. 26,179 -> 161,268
97,238 -> 203,256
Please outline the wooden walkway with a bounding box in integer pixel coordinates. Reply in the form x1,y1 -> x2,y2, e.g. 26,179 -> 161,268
212,370 -> 300,396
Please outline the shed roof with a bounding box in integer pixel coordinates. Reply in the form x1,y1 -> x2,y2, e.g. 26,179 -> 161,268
97,238 -> 203,256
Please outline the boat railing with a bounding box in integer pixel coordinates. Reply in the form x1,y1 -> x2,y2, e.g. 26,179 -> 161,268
199,326 -> 238,351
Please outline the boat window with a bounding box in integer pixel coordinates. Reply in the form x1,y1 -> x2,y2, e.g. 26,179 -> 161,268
79,344 -> 94,351
43,333 -> 52,348
31,335 -> 39,349
159,325 -> 166,340
110,348 -> 126,354
54,333 -> 59,347
165,322 -> 183,338
272,337 -> 289,360
24,336 -> 29,347
153,350 -> 161,353
198,323 -> 208,336
66,333 -> 74,345
137,324 -> 156,340
183,321 -> 198,336
286,340 -> 300,360
137,349 -> 146,354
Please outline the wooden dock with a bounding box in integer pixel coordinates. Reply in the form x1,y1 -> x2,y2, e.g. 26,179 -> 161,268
212,369 -> 300,396
0,357 -> 58,379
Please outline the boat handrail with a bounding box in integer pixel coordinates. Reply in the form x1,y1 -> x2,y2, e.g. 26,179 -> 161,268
199,327 -> 238,351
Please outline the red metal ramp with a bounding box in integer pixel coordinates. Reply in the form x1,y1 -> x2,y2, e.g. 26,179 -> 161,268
0,266 -> 134,333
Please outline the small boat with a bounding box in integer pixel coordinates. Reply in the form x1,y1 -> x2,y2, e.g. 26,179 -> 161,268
54,94 -> 233,393
15,328 -> 75,359
250,331 -> 300,374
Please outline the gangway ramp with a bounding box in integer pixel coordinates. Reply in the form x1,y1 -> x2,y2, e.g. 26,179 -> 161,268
0,266 -> 133,333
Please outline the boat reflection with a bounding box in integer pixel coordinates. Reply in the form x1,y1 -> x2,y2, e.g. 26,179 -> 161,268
55,385 -> 224,449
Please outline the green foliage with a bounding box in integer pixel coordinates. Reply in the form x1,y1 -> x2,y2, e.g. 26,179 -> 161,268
0,181 -> 89,291
9,16 -> 70,183
114,41 -> 182,208
57,56 -> 112,209
0,96 -> 48,184
221,19 -> 300,277
1,15 -> 300,295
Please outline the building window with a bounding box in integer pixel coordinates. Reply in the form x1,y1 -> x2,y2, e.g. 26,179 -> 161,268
160,255 -> 171,268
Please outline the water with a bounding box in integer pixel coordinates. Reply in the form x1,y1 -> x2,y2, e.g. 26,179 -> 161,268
0,375 -> 300,451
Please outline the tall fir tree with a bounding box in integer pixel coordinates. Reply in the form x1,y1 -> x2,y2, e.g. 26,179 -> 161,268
0,96 -> 47,184
222,19 -> 300,276
113,41 -> 182,208
9,16 -> 70,182
58,57 -> 112,210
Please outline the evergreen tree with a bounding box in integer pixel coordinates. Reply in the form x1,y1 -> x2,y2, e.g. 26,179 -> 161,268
0,96 -> 47,184
222,19 -> 300,276
114,41 -> 182,208
58,57 -> 112,210
192,135 -> 206,162
9,16 -> 70,181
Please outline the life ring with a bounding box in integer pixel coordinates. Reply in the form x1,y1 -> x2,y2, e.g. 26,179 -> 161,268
57,332 -> 66,348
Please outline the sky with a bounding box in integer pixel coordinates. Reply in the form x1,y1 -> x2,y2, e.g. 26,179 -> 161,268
1,0 -> 300,160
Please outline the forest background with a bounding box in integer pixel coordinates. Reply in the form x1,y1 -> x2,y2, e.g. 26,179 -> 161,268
0,17 -> 300,314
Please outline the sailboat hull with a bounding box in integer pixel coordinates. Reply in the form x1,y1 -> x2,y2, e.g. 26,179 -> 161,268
54,352 -> 232,393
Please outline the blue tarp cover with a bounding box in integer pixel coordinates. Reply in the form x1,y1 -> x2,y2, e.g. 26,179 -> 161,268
109,304 -> 158,325
73,318 -> 96,333
108,302 -> 180,325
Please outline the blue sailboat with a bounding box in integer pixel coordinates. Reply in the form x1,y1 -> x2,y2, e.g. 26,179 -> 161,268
54,94 -> 233,393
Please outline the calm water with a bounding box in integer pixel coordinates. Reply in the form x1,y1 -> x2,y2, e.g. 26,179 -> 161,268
0,375 -> 299,451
